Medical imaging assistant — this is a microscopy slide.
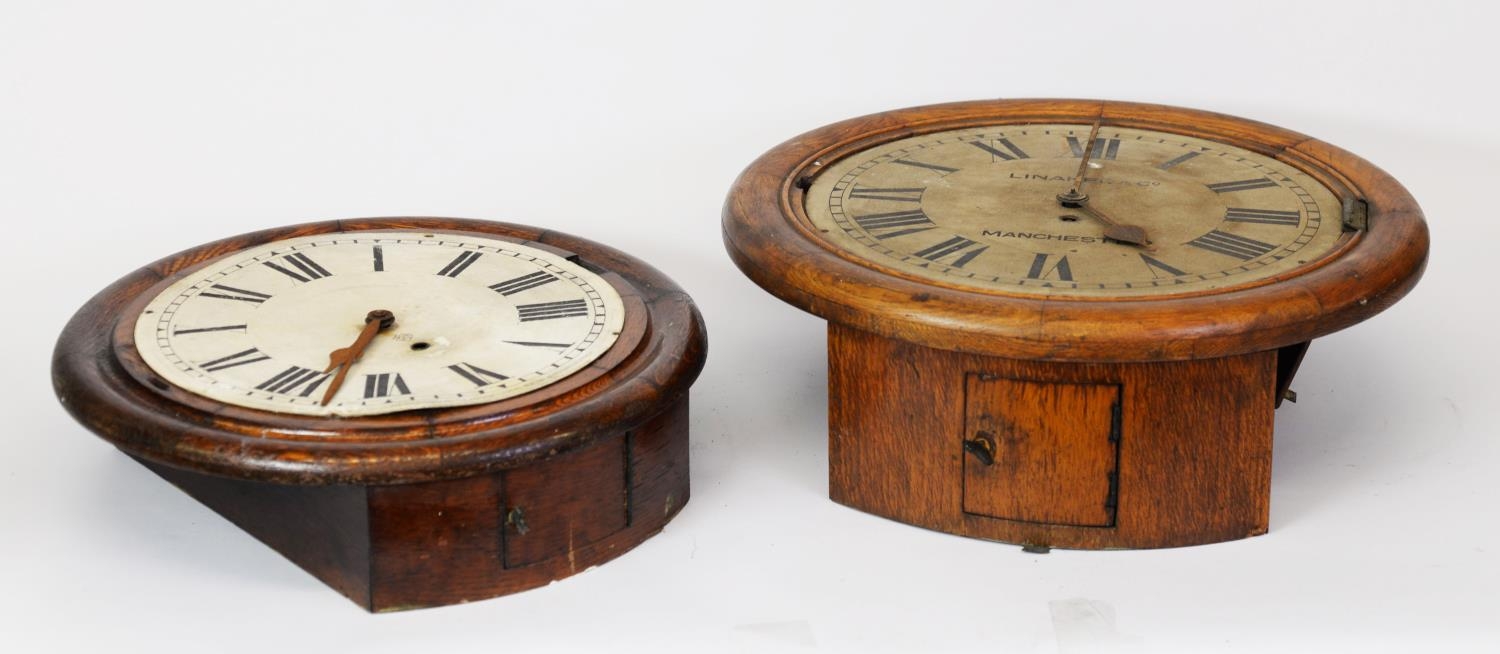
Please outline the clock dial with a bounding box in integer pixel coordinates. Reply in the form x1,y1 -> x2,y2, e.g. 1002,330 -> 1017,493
133,231 -> 625,416
804,124 -> 1348,297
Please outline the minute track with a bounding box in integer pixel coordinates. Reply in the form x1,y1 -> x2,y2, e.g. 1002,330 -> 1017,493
133,231 -> 627,417
813,122 -> 1340,296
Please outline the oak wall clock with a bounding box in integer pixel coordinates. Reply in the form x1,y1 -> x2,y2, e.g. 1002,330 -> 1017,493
723,99 -> 1427,549
53,217 -> 706,610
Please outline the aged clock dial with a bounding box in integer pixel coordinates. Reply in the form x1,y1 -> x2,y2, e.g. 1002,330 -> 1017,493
804,124 -> 1346,297
133,231 -> 625,416
724,100 -> 1428,550
54,218 -> 706,611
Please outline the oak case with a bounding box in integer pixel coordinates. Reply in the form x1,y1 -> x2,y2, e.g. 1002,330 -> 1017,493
53,217 -> 707,610
723,99 -> 1428,549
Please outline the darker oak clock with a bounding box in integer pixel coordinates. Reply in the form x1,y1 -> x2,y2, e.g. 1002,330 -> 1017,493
722,99 -> 1427,549
53,217 -> 706,610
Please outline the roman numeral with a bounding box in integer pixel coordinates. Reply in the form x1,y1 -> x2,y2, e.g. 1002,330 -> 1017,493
256,365 -> 330,397
436,251 -> 482,277
1188,230 -> 1277,260
505,340 -> 574,349
1206,178 -> 1277,193
448,362 -> 509,386
516,299 -> 590,322
1067,136 -> 1121,160
263,252 -> 332,282
199,347 -> 271,372
913,236 -> 988,268
1157,151 -> 1202,170
200,283 -> 272,304
969,138 -> 1030,161
1223,207 -> 1301,226
173,324 -> 247,336
1026,253 -> 1073,281
847,186 -> 924,203
1139,253 -> 1187,278
854,210 -> 936,239
892,159 -> 958,175
362,373 -> 411,399
372,245 -> 385,271
489,271 -> 559,296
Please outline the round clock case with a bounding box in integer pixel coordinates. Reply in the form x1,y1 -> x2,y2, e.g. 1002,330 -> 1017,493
53,217 -> 707,611
722,99 -> 1428,549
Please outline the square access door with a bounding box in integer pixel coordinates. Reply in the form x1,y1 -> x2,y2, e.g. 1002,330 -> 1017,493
962,375 -> 1121,527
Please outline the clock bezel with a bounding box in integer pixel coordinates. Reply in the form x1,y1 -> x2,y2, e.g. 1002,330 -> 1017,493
722,99 -> 1428,362
53,217 -> 707,484
118,230 -> 636,420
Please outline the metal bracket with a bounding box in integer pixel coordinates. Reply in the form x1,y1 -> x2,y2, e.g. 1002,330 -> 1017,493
1342,196 -> 1369,231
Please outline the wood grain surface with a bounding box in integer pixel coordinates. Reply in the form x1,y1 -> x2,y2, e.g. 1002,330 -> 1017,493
829,324 -> 1275,549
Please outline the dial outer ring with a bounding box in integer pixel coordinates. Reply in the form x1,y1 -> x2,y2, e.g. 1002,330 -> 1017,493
722,99 -> 1428,362
53,217 -> 707,485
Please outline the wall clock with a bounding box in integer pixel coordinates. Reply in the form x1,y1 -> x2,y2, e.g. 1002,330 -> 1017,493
723,99 -> 1427,549
53,217 -> 706,610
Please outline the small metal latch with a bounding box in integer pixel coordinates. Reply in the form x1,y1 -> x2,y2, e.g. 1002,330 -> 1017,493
1342,197 -> 1369,231
1282,389 -> 1298,403
506,507 -> 529,535
964,431 -> 997,466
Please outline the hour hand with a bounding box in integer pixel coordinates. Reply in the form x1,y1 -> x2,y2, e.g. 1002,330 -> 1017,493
320,309 -> 396,406
1064,201 -> 1153,249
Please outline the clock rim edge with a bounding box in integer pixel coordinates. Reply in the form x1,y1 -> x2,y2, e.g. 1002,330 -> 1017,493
721,98 -> 1429,362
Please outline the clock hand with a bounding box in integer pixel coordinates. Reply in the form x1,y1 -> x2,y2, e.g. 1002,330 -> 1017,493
1058,119 -> 1104,206
320,309 -> 396,406
1070,202 -> 1154,249
1053,120 -> 1154,248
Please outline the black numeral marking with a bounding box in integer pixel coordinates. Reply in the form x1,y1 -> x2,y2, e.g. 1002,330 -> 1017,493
1139,253 -> 1187,278
256,365 -> 330,397
969,138 -> 1030,161
847,186 -> 924,203
362,373 -> 411,399
1026,253 -> 1074,281
489,271 -> 559,296
1207,178 -> 1277,193
892,159 -> 958,175
913,236 -> 988,268
263,252 -> 333,282
1067,136 -> 1121,160
199,347 -> 271,372
516,299 -> 590,322
448,362 -> 509,386
854,210 -> 936,239
1224,207 -> 1301,226
436,251 -> 482,277
1157,151 -> 1202,170
372,245 -> 385,272
505,340 -> 574,349
200,284 -> 272,304
1188,230 -> 1277,260
173,324 -> 247,336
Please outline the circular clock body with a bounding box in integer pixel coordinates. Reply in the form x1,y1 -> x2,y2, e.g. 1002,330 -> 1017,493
53,217 -> 706,610
723,100 -> 1427,549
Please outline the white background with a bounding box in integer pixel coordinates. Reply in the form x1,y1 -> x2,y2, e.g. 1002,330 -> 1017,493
4,1 -> 1496,652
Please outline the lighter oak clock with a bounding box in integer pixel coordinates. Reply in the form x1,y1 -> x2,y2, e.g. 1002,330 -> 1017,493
723,99 -> 1427,549
53,217 -> 706,610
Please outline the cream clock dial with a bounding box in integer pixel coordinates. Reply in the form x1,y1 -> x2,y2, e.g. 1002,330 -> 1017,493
804,124 -> 1347,297
132,231 -> 625,417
